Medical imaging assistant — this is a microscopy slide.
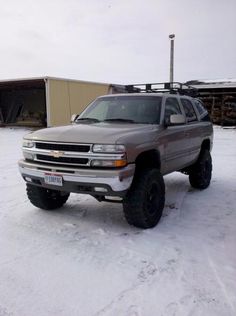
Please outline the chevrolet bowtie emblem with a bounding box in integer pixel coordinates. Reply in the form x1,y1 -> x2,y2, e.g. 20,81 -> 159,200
50,150 -> 64,158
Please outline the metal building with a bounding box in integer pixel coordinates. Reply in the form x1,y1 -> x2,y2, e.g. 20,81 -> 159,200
0,77 -> 125,127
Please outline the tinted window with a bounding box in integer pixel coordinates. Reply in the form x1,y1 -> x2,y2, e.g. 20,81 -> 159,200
79,96 -> 162,124
194,99 -> 207,115
164,97 -> 182,123
201,113 -> 211,122
181,99 -> 198,122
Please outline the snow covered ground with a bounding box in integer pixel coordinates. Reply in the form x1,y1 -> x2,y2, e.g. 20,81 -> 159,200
0,126 -> 236,316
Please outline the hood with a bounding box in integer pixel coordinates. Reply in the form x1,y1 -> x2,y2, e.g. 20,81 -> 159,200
25,122 -> 159,144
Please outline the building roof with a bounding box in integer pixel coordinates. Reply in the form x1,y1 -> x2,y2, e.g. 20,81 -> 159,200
186,79 -> 236,90
0,76 -> 113,86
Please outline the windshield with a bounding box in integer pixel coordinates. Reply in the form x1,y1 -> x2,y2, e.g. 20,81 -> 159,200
77,96 -> 162,124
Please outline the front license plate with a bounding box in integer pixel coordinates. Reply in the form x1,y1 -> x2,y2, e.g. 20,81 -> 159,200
44,173 -> 63,186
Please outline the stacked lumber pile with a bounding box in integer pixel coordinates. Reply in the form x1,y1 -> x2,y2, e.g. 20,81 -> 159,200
200,96 -> 236,126
222,97 -> 236,125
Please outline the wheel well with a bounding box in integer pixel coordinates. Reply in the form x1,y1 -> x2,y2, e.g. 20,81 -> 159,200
201,139 -> 210,152
180,139 -> 211,175
135,150 -> 161,171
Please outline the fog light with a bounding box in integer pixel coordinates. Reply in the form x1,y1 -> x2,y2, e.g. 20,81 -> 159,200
25,177 -> 32,182
94,187 -> 108,192
105,196 -> 122,201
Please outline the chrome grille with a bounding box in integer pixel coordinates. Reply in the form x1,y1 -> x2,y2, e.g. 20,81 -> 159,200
24,141 -> 125,168
35,142 -> 90,153
36,154 -> 89,166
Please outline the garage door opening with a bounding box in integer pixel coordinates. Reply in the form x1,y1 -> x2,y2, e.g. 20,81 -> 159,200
0,79 -> 46,127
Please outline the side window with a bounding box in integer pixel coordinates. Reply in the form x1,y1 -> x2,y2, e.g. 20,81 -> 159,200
181,99 -> 198,122
201,113 -> 211,122
194,99 -> 206,115
164,97 -> 182,123
193,99 -> 210,121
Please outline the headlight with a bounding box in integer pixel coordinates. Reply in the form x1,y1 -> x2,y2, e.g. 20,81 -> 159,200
22,140 -> 34,148
92,144 -> 125,153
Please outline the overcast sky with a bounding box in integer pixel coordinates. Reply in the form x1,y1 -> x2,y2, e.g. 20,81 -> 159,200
0,0 -> 236,84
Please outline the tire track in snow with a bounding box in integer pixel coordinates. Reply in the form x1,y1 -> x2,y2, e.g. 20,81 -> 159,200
92,246 -> 163,316
93,240 -> 181,316
0,305 -> 13,316
164,173 -> 189,220
206,253 -> 235,314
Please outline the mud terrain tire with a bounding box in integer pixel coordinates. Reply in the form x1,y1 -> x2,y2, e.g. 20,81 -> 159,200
123,169 -> 165,229
189,149 -> 212,189
26,184 -> 70,210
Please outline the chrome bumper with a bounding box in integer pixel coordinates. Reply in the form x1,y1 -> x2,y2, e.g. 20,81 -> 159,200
18,159 -> 135,195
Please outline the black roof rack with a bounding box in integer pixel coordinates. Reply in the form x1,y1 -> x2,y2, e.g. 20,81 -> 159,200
125,82 -> 198,97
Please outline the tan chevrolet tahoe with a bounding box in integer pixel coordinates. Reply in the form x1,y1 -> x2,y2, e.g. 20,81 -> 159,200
19,83 -> 213,229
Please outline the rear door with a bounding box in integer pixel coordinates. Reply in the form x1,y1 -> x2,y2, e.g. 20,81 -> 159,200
180,97 -> 201,164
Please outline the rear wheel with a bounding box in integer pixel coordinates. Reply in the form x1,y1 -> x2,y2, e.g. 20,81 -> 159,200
26,184 -> 70,210
189,149 -> 212,189
123,169 -> 165,229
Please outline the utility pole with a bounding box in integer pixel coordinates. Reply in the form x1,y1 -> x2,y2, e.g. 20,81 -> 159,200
169,34 -> 175,84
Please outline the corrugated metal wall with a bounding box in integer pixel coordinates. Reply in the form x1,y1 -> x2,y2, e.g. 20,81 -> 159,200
47,79 -> 110,126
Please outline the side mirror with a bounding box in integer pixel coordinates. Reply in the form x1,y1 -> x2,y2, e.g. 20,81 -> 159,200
169,114 -> 186,125
71,114 -> 78,123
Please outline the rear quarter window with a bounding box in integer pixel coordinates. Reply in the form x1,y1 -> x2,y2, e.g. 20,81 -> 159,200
180,98 -> 198,122
194,99 -> 211,122
194,99 -> 207,115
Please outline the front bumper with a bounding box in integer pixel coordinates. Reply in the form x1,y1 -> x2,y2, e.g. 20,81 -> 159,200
18,159 -> 135,197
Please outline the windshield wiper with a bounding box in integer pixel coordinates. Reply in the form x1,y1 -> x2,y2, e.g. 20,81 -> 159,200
76,117 -> 100,122
103,118 -> 135,123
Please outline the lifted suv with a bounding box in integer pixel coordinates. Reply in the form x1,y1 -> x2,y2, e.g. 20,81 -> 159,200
19,83 -> 213,229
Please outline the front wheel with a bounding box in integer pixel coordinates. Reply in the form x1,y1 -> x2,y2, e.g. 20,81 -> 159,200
189,149 -> 212,189
123,169 -> 165,229
26,184 -> 70,210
